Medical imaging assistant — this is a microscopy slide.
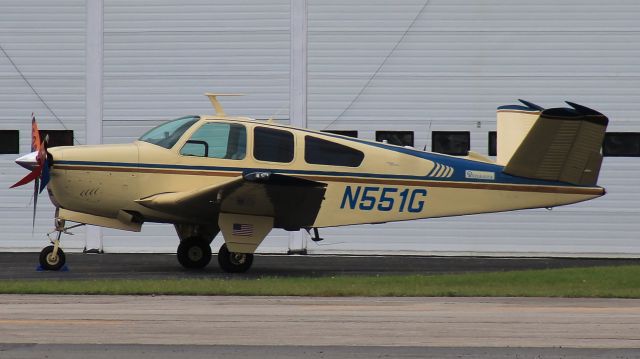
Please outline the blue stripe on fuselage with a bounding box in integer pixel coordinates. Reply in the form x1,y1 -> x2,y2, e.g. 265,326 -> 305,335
55,158 -> 582,188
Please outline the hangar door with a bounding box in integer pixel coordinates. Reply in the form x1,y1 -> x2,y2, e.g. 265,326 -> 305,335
100,0 -> 292,252
304,0 -> 640,256
0,0 -> 86,251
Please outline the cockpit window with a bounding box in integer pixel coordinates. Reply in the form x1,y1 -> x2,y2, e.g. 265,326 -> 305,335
138,116 -> 200,149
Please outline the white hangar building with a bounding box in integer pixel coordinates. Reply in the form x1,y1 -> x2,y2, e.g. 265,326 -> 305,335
0,0 -> 639,256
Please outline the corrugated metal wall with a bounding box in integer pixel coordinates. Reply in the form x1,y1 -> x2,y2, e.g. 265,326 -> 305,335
0,0 -> 638,255
306,0 -> 640,255
0,0 -> 86,251
101,0 -> 292,252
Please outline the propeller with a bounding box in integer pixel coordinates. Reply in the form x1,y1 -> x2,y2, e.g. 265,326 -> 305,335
10,114 -> 51,229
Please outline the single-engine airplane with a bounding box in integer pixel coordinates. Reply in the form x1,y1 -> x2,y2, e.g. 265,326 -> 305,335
12,94 -> 608,273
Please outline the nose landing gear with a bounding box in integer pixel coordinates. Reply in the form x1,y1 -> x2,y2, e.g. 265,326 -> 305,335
38,219 -> 84,271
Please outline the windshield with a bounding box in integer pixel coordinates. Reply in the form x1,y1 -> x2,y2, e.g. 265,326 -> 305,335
138,116 -> 200,149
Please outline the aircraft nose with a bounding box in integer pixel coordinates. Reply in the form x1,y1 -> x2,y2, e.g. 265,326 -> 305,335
15,151 -> 38,170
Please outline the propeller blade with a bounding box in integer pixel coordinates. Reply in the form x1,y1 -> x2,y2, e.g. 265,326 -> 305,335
10,165 -> 42,188
32,178 -> 39,231
39,158 -> 50,193
38,135 -> 50,193
12,114 -> 49,231
31,113 -> 42,152
11,115 -> 46,189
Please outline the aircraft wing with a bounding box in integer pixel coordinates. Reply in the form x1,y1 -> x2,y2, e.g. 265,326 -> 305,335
136,171 -> 327,229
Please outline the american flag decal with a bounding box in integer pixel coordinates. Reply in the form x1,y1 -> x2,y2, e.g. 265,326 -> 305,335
232,223 -> 254,236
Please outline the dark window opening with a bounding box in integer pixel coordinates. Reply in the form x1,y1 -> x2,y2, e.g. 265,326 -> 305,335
253,127 -> 295,163
305,136 -> 364,167
603,132 -> 640,157
0,130 -> 19,154
322,130 -> 358,138
488,131 -> 497,156
39,130 -> 73,148
376,131 -> 414,147
432,131 -> 470,156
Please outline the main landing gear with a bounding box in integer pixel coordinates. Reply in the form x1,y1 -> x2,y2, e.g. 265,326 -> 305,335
175,224 -> 254,273
39,219 -> 83,271
177,237 -> 212,269
217,243 -> 253,273
176,240 -> 254,273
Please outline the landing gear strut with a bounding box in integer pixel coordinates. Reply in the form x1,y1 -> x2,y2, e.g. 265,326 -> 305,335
218,243 -> 253,273
39,219 -> 83,271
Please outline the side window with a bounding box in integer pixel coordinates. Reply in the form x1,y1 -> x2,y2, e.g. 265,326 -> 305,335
0,130 -> 19,154
603,132 -> 640,157
180,123 -> 246,160
488,131 -> 497,156
253,127 -> 295,163
305,136 -> 364,167
322,130 -> 358,138
376,131 -> 414,147
39,130 -> 74,148
432,131 -> 470,156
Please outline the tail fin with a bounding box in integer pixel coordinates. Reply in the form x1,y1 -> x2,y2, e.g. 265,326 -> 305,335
502,101 -> 608,186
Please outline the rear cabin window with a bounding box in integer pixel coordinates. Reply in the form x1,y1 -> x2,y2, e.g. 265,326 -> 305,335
253,127 -> 295,163
180,123 -> 247,160
305,136 -> 364,167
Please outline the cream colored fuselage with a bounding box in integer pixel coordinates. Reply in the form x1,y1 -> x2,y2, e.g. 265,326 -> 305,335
46,117 -> 604,231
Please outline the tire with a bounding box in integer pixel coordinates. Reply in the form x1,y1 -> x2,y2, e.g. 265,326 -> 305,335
39,245 -> 66,271
217,243 -> 253,273
177,237 -> 212,269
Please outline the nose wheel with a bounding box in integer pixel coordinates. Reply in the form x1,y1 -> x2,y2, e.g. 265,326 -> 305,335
38,219 -> 83,271
39,245 -> 66,271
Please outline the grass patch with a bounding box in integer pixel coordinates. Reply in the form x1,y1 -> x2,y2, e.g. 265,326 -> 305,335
1,265 -> 640,297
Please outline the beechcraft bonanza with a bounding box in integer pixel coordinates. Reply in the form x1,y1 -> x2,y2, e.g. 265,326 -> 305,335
12,94 -> 608,272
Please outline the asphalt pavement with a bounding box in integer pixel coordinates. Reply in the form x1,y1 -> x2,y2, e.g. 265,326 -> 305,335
0,252 -> 638,279
1,296 -> 640,358
2,344 -> 640,359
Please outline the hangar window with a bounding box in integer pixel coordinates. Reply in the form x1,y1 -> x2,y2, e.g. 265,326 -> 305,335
0,130 -> 19,154
603,132 -> 640,157
305,136 -> 364,167
322,130 -> 358,138
376,131 -> 414,147
432,131 -> 470,156
254,127 -> 294,163
488,131 -> 497,156
181,122 -> 246,160
39,130 -> 74,148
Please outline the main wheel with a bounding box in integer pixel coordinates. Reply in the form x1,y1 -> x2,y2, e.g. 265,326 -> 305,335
177,237 -> 212,269
217,243 -> 253,273
39,245 -> 66,271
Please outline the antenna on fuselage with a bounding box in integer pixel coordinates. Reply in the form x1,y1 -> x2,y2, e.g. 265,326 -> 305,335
204,93 -> 243,117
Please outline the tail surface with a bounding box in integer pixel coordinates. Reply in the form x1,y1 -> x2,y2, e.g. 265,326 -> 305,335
500,101 -> 608,186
